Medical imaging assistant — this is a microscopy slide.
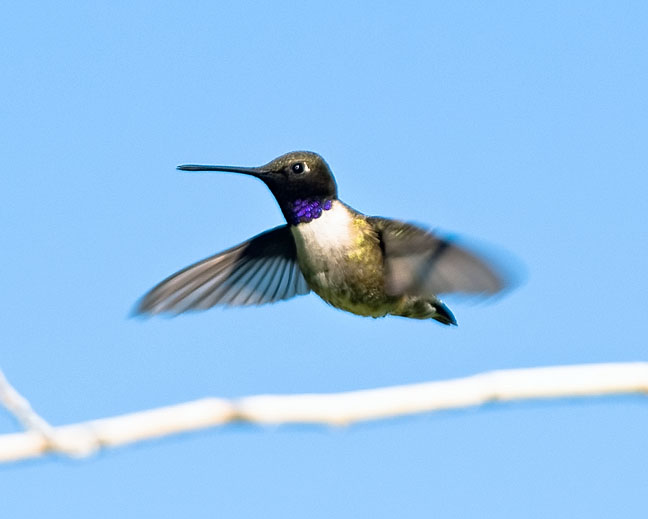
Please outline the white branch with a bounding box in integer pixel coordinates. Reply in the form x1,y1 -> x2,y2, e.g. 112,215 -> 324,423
0,370 -> 57,439
1,362 -> 647,463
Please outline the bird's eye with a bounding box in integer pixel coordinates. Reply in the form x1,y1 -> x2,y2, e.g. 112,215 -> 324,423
291,162 -> 307,174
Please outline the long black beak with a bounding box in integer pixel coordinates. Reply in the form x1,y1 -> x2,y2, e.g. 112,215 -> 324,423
177,164 -> 266,178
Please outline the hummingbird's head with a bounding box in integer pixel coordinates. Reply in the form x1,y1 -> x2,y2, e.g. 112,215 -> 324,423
177,151 -> 338,223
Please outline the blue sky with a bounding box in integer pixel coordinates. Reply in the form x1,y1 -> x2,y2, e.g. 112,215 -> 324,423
2,2 -> 647,517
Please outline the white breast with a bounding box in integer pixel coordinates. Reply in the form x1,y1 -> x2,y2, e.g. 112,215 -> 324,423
289,201 -> 388,317
290,201 -> 356,255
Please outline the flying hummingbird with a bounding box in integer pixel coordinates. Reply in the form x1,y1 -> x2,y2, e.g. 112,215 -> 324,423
135,151 -> 515,325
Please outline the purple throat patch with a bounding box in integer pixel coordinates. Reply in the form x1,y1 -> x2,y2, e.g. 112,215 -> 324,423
291,198 -> 333,224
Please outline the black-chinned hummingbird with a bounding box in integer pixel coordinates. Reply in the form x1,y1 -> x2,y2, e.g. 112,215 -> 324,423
135,151 -> 516,325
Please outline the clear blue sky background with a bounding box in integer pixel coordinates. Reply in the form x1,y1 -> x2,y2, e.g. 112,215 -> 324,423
2,2 -> 647,517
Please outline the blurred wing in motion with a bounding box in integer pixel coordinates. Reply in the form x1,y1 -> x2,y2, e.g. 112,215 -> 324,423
135,225 -> 310,315
369,217 -> 519,299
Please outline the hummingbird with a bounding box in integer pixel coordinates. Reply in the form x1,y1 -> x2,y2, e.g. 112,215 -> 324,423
135,151 -> 515,325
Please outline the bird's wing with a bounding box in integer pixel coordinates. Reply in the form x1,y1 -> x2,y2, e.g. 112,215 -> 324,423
369,217 -> 514,298
135,225 -> 310,315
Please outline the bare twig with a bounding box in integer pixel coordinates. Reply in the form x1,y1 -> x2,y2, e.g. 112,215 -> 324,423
0,370 -> 57,439
1,362 -> 647,463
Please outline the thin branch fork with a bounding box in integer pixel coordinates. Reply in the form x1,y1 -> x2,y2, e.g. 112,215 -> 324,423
1,362 -> 647,463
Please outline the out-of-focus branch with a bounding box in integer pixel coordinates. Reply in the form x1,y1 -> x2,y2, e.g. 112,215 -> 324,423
1,362 -> 647,463
0,370 -> 57,440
